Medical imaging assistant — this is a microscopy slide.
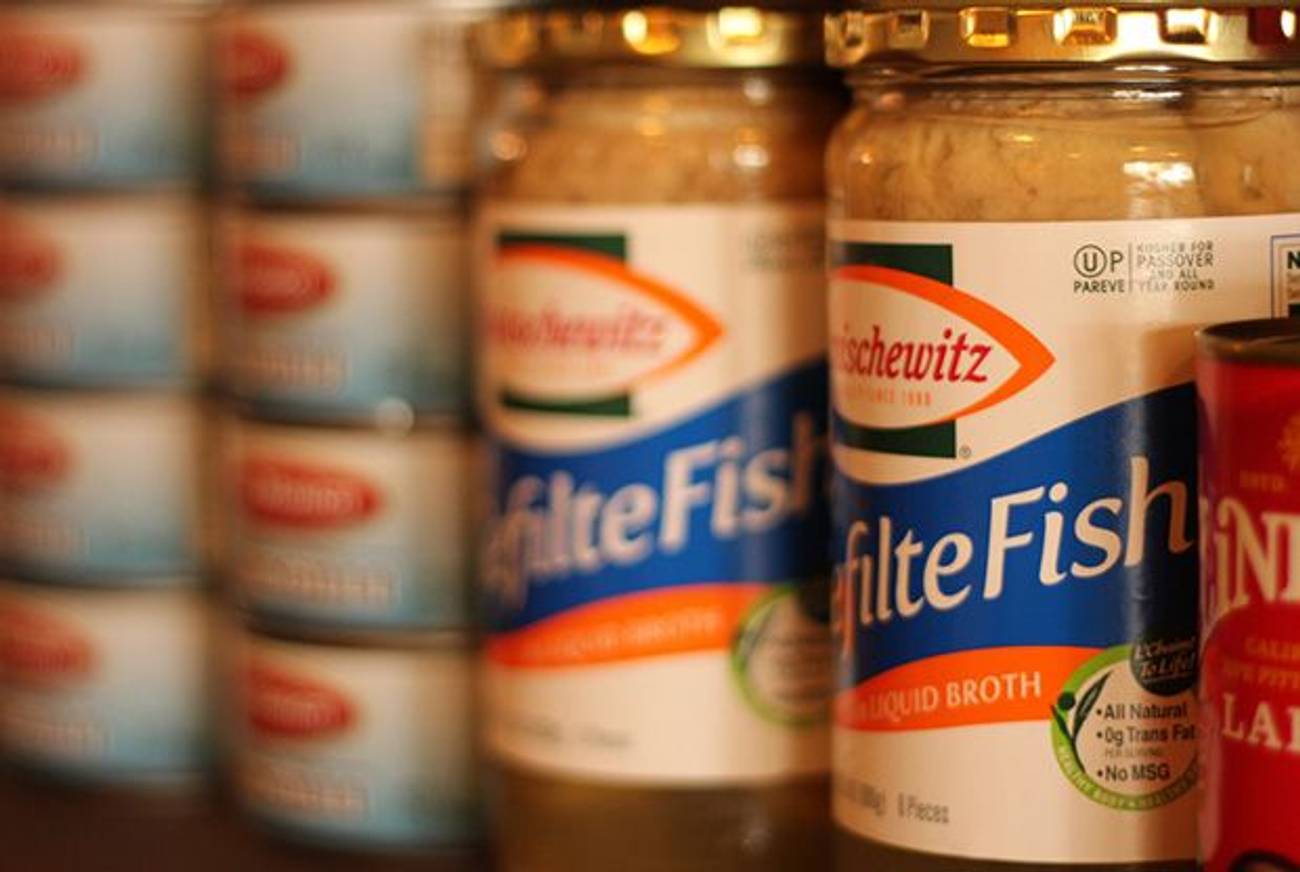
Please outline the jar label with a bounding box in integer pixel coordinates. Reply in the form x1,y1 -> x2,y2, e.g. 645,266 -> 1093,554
829,215 -> 1293,863
1198,355 -> 1300,872
478,203 -> 831,783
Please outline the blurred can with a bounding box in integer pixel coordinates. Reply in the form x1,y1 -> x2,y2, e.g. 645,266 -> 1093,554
217,201 -> 469,420
0,579 -> 211,790
217,1 -> 485,198
1197,318 -> 1300,872
0,389 -> 203,581
228,624 -> 480,851
0,3 -> 209,190
0,194 -> 207,389
222,415 -> 474,631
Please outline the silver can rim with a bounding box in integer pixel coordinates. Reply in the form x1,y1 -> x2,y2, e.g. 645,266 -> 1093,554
1198,317 -> 1300,366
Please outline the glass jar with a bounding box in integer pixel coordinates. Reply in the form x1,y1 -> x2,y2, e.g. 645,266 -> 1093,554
826,5 -> 1300,872
477,7 -> 842,872
829,75 -> 1300,222
487,69 -> 833,202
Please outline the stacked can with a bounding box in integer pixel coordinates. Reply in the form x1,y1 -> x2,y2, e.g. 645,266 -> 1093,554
212,0 -> 487,855
0,0 -> 214,797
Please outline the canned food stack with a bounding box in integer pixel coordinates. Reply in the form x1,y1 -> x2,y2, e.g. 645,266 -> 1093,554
212,0 -> 484,855
0,0 -> 214,798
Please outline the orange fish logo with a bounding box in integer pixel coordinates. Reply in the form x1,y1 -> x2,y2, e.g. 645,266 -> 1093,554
245,660 -> 355,739
222,29 -> 290,100
0,601 -> 93,686
487,234 -> 724,416
0,408 -> 70,492
236,241 -> 335,316
0,215 -> 60,301
0,27 -> 84,103
241,458 -> 383,529
831,263 -> 1054,457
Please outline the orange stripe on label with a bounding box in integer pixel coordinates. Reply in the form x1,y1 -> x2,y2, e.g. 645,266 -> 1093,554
486,583 -> 768,669
833,264 -> 1055,426
498,246 -> 725,384
835,645 -> 1100,732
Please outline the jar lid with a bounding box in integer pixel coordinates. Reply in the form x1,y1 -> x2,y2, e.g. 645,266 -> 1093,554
827,5 -> 1300,67
477,6 -> 824,69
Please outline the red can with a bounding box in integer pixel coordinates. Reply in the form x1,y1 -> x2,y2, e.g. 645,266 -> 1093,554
1197,318 -> 1300,872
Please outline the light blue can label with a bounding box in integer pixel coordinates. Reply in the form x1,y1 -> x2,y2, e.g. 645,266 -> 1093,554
235,632 -> 479,848
0,583 -> 210,785
0,196 -> 204,388
227,420 -> 473,631
221,207 -> 469,418
220,4 -> 477,197
0,391 -> 202,581
0,7 -> 205,189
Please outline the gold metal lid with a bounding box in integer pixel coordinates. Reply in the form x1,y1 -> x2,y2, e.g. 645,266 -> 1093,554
478,6 -> 824,69
827,6 -> 1300,67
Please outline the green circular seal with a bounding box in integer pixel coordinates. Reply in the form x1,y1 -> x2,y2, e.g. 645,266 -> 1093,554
730,584 -> 831,727
1050,643 -> 1197,810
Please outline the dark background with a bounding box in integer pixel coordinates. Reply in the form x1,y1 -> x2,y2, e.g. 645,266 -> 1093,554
0,771 -> 488,872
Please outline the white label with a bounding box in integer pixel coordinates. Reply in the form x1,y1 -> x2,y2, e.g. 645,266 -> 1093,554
0,583 -> 209,781
0,390 -> 201,579
0,8 -> 204,185
233,632 -> 478,846
220,4 -> 477,194
220,208 -> 469,416
478,203 -> 831,783
830,214 -> 1296,863
0,196 -> 203,387
225,420 -> 473,630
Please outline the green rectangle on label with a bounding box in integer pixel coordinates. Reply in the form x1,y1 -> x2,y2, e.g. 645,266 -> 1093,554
498,232 -> 627,261
836,416 -> 957,459
501,390 -> 632,417
832,242 -> 952,284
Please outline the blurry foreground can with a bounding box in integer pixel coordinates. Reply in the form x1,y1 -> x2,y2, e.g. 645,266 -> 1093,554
0,194 -> 206,389
229,625 -> 480,850
218,0 -> 485,198
223,416 -> 474,631
1197,319 -> 1300,872
0,389 -> 203,581
0,579 -> 211,789
0,4 -> 208,189
218,202 -> 468,419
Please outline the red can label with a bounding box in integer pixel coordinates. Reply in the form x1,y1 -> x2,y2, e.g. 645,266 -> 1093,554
1198,354 -> 1300,872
